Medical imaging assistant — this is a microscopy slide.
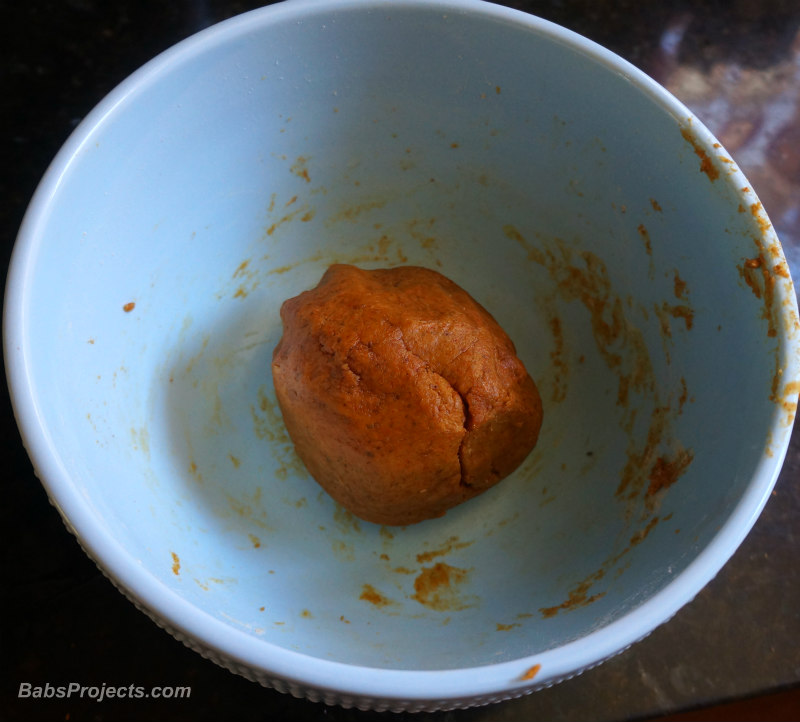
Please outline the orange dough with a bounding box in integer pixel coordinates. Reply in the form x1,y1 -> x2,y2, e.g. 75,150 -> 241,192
271,264 -> 543,525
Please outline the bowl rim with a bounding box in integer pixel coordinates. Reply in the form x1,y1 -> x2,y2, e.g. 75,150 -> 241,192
5,0 -> 800,708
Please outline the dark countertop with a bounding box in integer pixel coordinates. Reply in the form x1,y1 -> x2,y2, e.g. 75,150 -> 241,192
2,1 -> 799,720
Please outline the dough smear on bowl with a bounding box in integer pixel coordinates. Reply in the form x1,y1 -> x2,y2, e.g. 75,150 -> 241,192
271,264 -> 543,525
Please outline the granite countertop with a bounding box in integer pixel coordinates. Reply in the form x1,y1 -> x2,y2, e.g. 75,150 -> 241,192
2,1 -> 799,720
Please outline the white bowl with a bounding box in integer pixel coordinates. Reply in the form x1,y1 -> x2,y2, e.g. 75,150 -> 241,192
5,0 -> 800,712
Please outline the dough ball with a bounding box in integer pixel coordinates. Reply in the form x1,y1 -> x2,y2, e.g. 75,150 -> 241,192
271,264 -> 543,525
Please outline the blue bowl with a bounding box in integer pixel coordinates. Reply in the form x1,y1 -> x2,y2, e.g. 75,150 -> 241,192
5,0 -> 799,711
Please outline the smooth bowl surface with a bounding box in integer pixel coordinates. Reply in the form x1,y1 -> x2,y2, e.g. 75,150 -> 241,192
5,0 -> 800,711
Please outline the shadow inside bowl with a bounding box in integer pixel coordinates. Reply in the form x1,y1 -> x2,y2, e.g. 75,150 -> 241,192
154,226 -> 697,670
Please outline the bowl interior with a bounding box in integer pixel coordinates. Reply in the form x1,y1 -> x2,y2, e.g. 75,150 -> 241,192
11,0 -> 798,676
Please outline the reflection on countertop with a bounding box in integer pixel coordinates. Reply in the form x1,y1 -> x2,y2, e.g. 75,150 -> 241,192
659,19 -> 800,276
504,1 -> 800,282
